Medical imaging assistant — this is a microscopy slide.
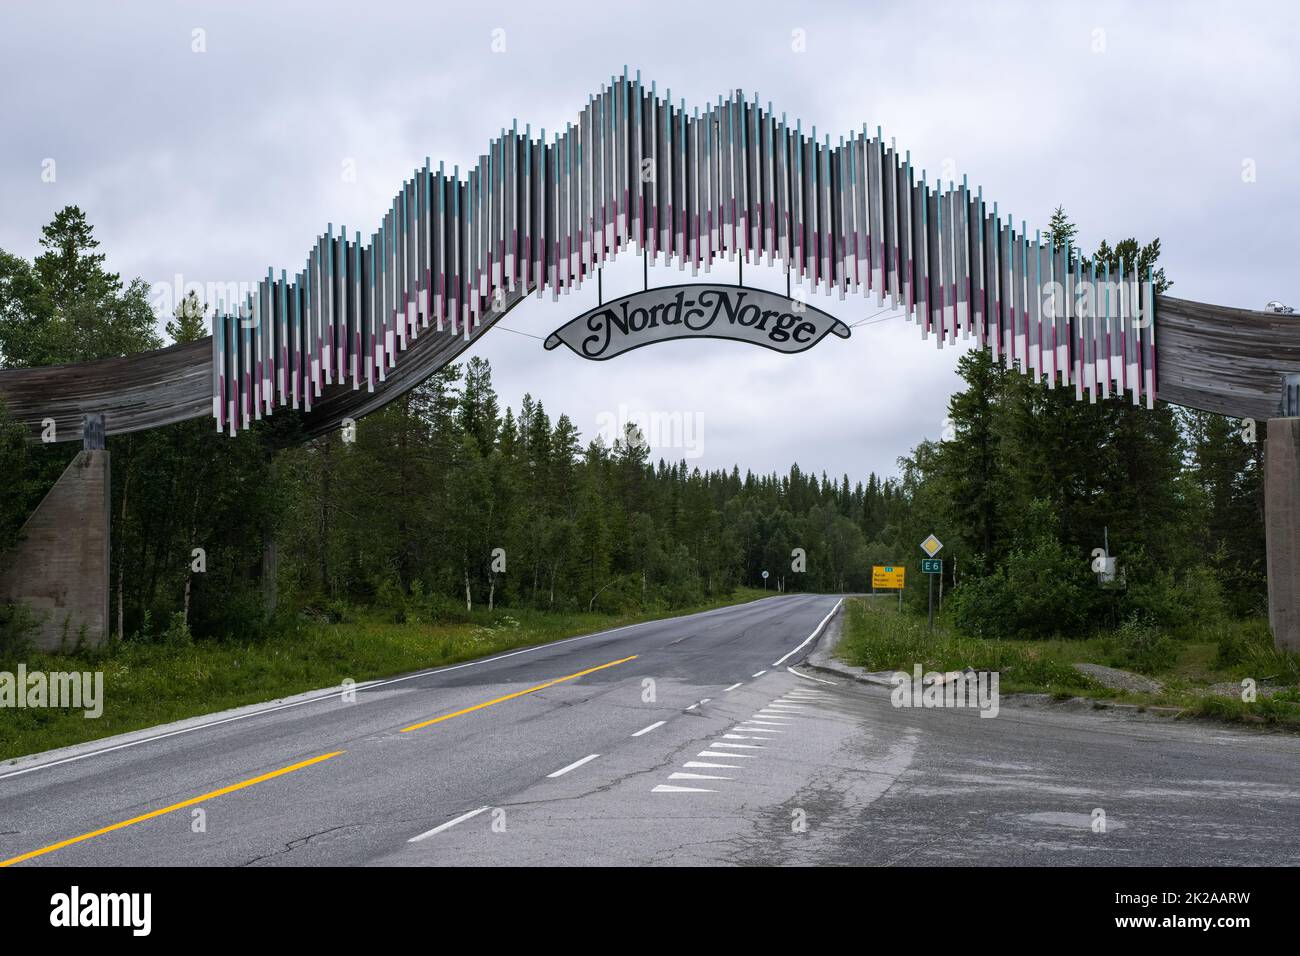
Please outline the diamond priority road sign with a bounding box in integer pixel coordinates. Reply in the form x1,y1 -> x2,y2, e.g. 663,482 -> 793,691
920,534 -> 943,558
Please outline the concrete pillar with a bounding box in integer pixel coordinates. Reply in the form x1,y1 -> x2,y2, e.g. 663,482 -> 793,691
0,446 -> 111,651
1266,417 -> 1300,652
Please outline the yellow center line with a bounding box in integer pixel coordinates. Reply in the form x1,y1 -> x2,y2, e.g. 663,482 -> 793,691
400,654 -> 639,733
0,750 -> 344,868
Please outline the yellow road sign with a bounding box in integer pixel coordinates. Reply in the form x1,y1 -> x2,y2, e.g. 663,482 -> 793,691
920,534 -> 944,558
872,565 -> 905,589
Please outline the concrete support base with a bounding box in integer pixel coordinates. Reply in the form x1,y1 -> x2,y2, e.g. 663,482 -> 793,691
1266,418 -> 1300,652
0,450 -> 110,651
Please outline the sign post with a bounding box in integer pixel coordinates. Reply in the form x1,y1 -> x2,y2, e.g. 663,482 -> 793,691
920,536 -> 944,631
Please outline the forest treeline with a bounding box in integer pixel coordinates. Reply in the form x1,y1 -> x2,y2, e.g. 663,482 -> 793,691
0,206 -> 1268,651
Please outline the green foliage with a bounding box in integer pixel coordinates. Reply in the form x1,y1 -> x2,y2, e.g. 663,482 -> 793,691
0,601 -> 38,662
166,290 -> 208,344
899,207 -> 1263,641
0,205 -> 1270,664
0,205 -> 160,368
0,592 -> 768,761
838,598 -> 1094,694
1101,615 -> 1180,674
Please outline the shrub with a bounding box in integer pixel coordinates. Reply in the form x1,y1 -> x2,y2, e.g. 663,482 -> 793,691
1104,614 -> 1179,674
947,537 -> 1096,640
160,612 -> 194,648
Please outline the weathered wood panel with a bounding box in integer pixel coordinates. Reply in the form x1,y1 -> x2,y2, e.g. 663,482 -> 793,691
0,299 -> 518,443
0,339 -> 211,442
1155,296 -> 1300,420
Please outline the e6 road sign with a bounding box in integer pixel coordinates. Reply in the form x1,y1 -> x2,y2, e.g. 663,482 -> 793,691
872,565 -> 905,589
921,559 -> 942,574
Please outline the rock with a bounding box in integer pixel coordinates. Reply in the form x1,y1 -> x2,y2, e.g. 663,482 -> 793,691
1073,663 -> 1163,694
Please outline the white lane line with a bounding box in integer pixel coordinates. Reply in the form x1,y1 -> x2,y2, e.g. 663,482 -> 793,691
720,733 -> 769,740
685,703 -> 699,710
547,754 -> 601,778
653,784 -> 716,793
751,670 -> 767,678
787,665 -> 839,685
685,697 -> 712,711
684,760 -> 741,769
744,719 -> 790,726
753,713 -> 795,719
670,771 -> 732,781
724,682 -> 743,692
709,742 -> 763,749
698,750 -> 754,758
735,725 -> 784,733
771,598 -> 843,667
631,720 -> 666,737
0,597 -> 779,781
408,806 -> 491,842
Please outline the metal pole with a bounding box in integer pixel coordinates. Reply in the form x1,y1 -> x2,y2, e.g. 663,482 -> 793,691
928,572 -> 934,630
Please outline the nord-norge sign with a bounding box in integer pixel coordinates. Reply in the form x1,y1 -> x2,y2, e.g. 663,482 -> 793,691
543,284 -> 851,360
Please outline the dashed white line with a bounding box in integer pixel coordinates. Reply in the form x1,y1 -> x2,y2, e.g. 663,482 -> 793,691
408,806 -> 491,842
751,670 -> 767,678
684,760 -> 741,769
709,742 -> 763,749
631,721 -> 665,737
698,750 -> 754,759
653,784 -> 716,793
670,771 -> 732,781
547,753 -> 601,778
0,599 -> 776,782
724,682 -> 744,692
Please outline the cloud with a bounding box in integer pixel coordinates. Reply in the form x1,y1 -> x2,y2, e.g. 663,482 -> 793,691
1,0 -> 1295,479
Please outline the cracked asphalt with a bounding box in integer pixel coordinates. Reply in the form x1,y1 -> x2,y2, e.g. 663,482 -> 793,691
2,592 -> 1298,866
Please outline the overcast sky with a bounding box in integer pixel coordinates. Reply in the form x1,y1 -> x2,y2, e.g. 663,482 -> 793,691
1,0 -> 1295,480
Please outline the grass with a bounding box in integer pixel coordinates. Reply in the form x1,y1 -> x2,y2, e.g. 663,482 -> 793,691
836,597 -> 1300,730
0,588 -> 769,763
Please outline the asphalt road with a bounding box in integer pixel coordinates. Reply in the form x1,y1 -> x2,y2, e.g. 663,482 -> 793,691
1,593 -> 1298,867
